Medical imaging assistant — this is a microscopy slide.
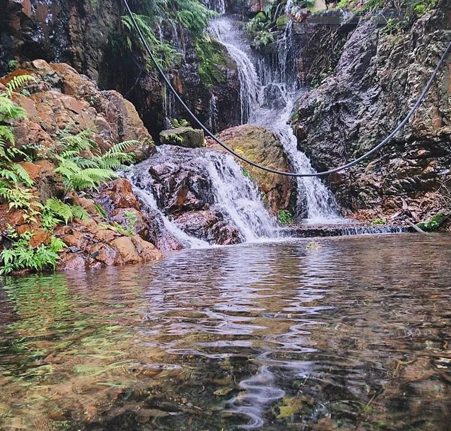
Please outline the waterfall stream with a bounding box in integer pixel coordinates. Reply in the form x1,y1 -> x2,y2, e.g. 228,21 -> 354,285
209,17 -> 341,222
128,146 -> 276,248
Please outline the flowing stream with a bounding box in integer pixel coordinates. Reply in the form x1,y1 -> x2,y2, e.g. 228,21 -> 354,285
1,234 -> 450,430
209,17 -> 341,222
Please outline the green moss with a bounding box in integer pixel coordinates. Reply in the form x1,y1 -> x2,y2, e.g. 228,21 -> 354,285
195,36 -> 231,89
371,218 -> 387,226
417,213 -> 447,231
278,210 -> 293,226
276,15 -> 290,30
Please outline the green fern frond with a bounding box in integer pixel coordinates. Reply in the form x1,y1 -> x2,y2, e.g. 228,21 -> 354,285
71,205 -> 90,221
60,130 -> 97,152
0,96 -> 27,123
5,75 -> 35,97
11,163 -> 33,187
45,198 -> 74,224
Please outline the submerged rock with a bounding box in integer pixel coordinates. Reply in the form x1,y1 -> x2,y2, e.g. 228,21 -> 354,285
212,124 -> 295,213
159,127 -> 205,148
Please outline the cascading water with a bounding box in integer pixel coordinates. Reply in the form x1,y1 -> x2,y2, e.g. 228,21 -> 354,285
127,146 -> 276,247
209,19 -> 261,123
209,17 -> 341,222
204,151 -> 276,242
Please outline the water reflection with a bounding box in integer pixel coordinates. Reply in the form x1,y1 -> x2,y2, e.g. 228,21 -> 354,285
0,234 -> 450,430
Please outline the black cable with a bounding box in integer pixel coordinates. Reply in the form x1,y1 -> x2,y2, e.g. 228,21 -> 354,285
122,0 -> 451,178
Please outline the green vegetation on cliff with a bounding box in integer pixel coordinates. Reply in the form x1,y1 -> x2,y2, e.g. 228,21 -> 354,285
120,0 -> 216,69
0,77 -> 144,275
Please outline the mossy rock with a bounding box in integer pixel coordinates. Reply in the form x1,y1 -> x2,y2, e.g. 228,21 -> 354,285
159,127 -> 205,148
213,125 -> 295,213
276,15 -> 291,30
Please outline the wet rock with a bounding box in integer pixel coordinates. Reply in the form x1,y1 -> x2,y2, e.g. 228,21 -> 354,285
174,209 -> 241,245
213,124 -> 295,212
56,219 -> 163,270
129,146 -> 248,245
159,127 -> 205,148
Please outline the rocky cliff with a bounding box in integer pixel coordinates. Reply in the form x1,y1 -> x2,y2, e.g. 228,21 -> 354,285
293,1 -> 451,225
0,0 -> 242,138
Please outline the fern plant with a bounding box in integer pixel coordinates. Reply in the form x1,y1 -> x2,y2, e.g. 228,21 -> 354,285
43,198 -> 90,227
54,131 -> 137,193
4,75 -> 35,98
122,14 -> 182,69
0,229 -> 66,275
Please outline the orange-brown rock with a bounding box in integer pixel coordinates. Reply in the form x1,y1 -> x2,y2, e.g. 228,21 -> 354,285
6,60 -> 154,161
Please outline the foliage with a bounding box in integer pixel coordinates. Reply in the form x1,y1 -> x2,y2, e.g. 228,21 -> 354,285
170,118 -> 190,128
278,209 -> 293,226
8,60 -> 19,71
0,230 -> 66,275
254,31 -> 275,49
371,217 -> 387,226
114,210 -> 139,236
4,75 -> 35,98
0,75 -> 35,215
43,198 -> 90,228
176,0 -> 217,35
122,14 -> 182,69
417,213 -> 447,231
121,0 -> 216,70
54,131 -> 136,193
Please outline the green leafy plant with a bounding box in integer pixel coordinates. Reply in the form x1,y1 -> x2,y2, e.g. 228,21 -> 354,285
278,209 -> 293,226
371,218 -> 387,226
54,131 -> 136,193
121,210 -> 139,236
417,213 -> 447,231
122,14 -> 182,69
0,229 -> 66,275
170,118 -> 190,128
43,198 -> 90,227
8,60 -> 19,71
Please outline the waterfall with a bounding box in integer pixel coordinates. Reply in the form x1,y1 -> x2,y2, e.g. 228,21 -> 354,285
203,0 -> 226,14
133,187 -> 210,249
209,16 -> 341,222
209,18 -> 262,123
209,93 -> 218,133
204,151 -> 276,242
127,146 -> 276,247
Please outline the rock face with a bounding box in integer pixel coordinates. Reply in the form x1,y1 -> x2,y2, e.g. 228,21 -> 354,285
1,60 -> 154,160
294,4 -> 451,224
212,125 -> 295,213
159,127 -> 205,148
0,0 -> 242,137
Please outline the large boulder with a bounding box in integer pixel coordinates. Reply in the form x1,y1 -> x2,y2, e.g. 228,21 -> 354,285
212,125 -> 295,213
159,127 -> 205,148
1,60 -> 154,160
